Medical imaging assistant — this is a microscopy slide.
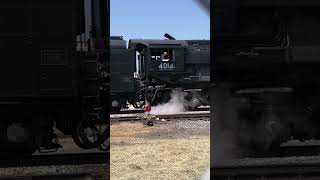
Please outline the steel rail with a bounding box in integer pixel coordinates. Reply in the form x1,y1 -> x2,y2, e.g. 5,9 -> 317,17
0,152 -> 108,168
110,112 -> 210,123
0,152 -> 109,179
212,155 -> 320,179
212,163 -> 320,179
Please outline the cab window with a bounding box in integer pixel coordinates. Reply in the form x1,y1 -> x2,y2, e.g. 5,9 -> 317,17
151,48 -> 175,62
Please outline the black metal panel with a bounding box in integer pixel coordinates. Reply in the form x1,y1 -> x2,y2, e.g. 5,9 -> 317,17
185,40 -> 210,64
80,58 -> 98,96
110,48 -> 135,93
0,36 -> 34,97
0,0 -> 31,34
31,0 -> 79,96
0,1 -> 33,97
0,0 -> 83,98
32,0 -> 78,41
213,0 -> 320,86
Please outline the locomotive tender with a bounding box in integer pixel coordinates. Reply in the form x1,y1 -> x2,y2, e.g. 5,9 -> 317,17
0,0 -> 109,155
212,0 -> 320,156
110,35 -> 210,112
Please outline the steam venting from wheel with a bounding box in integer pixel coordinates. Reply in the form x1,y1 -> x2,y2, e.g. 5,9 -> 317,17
150,89 -> 200,115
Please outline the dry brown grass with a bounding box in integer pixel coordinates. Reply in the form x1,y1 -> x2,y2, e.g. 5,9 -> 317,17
111,122 -> 163,138
110,122 -> 210,180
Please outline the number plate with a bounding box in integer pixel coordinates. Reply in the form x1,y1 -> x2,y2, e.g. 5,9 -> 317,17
158,62 -> 174,71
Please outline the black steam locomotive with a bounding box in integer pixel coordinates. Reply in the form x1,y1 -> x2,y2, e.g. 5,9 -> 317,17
212,0 -> 320,157
110,35 -> 210,112
0,0 -> 109,155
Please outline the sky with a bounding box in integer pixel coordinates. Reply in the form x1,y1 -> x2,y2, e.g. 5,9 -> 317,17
110,0 -> 210,42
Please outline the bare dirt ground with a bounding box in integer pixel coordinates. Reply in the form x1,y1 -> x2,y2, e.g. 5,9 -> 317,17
110,120 -> 210,180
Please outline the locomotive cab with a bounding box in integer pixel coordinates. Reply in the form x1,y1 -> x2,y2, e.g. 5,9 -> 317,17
129,39 -> 187,85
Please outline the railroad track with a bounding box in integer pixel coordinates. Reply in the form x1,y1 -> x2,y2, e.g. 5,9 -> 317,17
212,142 -> 320,179
272,144 -> 320,157
0,164 -> 109,180
211,156 -> 320,179
0,152 -> 108,179
0,174 -> 107,180
110,111 -> 210,123
0,152 -> 108,168
113,106 -> 210,114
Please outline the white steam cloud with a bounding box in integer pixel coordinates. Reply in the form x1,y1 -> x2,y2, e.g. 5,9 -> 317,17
150,89 -> 197,115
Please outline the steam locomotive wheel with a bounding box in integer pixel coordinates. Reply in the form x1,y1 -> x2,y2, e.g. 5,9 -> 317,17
72,120 -> 100,149
0,122 -> 36,156
133,99 -> 145,108
236,116 -> 284,157
212,83 -> 288,158
186,97 -> 200,111
111,99 -> 121,112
